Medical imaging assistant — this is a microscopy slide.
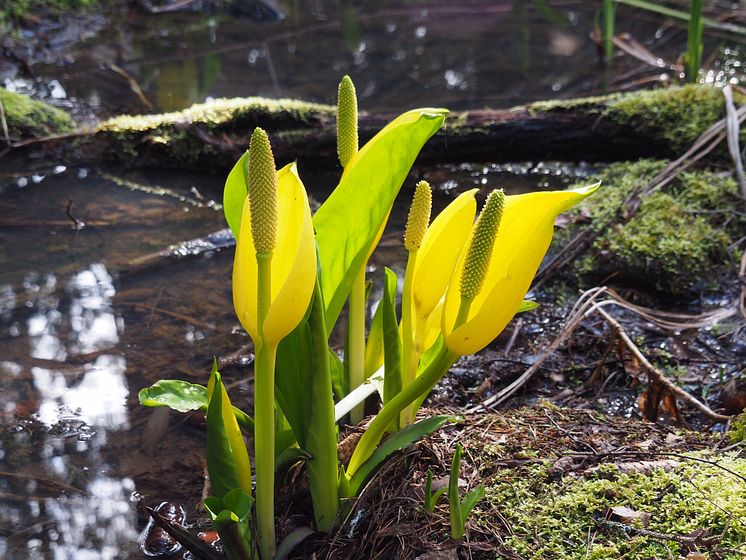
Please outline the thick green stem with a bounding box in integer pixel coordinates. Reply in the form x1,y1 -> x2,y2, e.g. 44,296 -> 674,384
255,252 -> 276,560
399,250 -> 419,427
347,295 -> 474,477
348,266 -> 367,424
347,341 -> 457,477
305,279 -> 340,532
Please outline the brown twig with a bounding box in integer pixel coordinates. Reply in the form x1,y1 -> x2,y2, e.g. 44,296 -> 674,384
107,64 -> 153,110
0,100 -> 10,146
723,85 -> 746,201
594,306 -> 731,423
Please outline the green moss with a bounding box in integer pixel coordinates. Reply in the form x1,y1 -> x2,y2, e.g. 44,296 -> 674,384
479,452 -> 746,559
530,85 -> 741,155
570,159 -> 744,292
606,85 -> 740,154
729,414 -> 746,445
95,96 -> 335,165
1,0 -> 104,31
98,96 -> 335,134
0,87 -> 75,140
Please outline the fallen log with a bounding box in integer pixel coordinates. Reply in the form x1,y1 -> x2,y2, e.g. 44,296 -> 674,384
3,84 -> 741,172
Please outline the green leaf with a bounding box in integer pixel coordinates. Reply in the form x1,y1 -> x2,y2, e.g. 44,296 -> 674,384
314,108 -> 448,332
138,379 -> 255,433
206,368 -> 252,500
348,415 -> 454,496
517,300 -> 539,313
381,268 -> 402,408
138,380 -> 207,413
461,485 -> 486,520
423,469 -> 447,513
275,527 -> 315,560
204,489 -> 254,560
275,320 -> 314,449
223,150 -> 249,238
364,288 -> 385,379
329,348 -> 346,401
449,443 -> 465,539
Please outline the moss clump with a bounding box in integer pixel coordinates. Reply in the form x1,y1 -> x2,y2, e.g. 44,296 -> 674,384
729,414 -> 746,445
482,452 -> 746,559
530,85 -> 742,156
570,159 -> 744,292
98,97 -> 335,134
95,96 -> 335,166
0,88 -> 75,140
606,85 -> 742,154
1,0 -> 105,31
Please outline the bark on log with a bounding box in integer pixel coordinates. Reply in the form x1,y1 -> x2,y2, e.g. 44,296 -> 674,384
3,85 -> 737,172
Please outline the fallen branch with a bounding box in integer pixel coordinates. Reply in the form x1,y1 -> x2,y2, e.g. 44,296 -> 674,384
469,287 -> 733,424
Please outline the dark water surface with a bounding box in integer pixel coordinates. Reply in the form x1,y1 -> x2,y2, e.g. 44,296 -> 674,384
4,0 -> 745,121
0,0 -> 742,557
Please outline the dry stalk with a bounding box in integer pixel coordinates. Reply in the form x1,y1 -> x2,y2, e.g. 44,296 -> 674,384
0,101 -> 10,147
593,306 -> 731,423
470,287 -> 733,424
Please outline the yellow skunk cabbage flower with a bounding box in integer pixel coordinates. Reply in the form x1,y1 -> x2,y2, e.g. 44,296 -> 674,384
411,189 -> 478,352
232,161 -> 316,347
337,75 -> 358,168
247,128 -> 278,254
442,184 -> 599,355
404,181 -> 432,251
459,189 -> 505,299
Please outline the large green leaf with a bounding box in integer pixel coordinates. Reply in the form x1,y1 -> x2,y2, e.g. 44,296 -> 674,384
223,150 -> 249,238
138,379 -> 254,432
138,380 -> 207,412
347,415 -> 454,496
313,108 -> 448,332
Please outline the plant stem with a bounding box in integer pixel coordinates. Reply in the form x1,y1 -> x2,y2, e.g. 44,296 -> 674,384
347,295 -> 473,477
686,0 -> 704,83
255,251 -> 276,560
348,266 -> 367,424
602,0 -> 615,62
399,249 -> 419,427
305,279 -> 340,532
347,341 -> 457,477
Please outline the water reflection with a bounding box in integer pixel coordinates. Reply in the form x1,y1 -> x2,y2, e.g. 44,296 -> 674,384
1,259 -> 134,559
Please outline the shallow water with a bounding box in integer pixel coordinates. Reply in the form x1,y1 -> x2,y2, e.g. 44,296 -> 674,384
4,0 -> 746,122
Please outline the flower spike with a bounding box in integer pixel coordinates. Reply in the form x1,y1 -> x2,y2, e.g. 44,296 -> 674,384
337,75 -> 359,168
248,128 -> 278,253
404,181 -> 432,252
459,189 -> 505,300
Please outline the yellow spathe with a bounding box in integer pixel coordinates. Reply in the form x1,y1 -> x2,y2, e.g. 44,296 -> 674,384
233,162 -> 316,347
442,183 -> 599,355
412,189 -> 477,350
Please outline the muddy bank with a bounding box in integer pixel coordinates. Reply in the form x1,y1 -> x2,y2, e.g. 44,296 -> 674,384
4,85 -> 742,172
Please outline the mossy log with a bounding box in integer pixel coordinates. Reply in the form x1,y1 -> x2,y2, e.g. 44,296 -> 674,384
4,84 -> 740,171
560,160 -> 746,294
0,87 -> 76,141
